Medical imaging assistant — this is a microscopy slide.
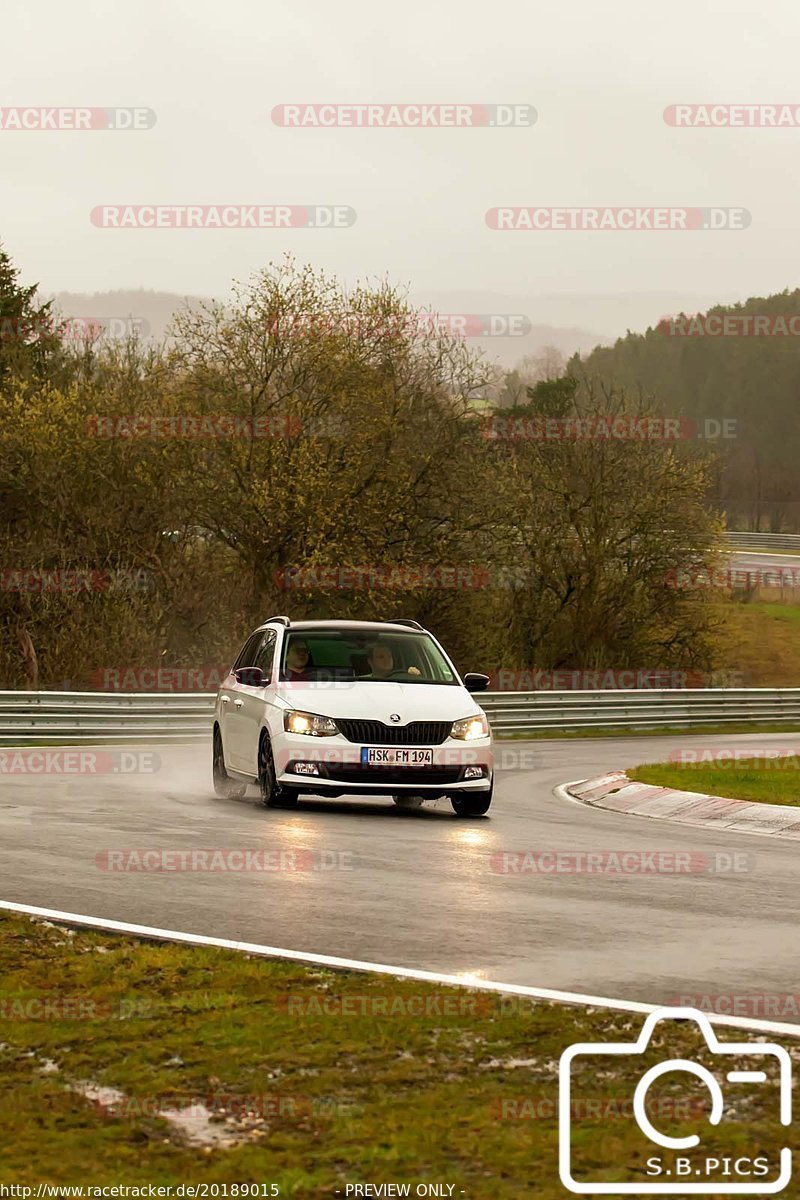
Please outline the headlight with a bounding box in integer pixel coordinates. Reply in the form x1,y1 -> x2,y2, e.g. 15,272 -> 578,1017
283,710 -> 338,737
450,713 -> 489,740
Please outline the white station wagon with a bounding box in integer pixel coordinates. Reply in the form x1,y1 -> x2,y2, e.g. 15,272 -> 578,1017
212,618 -> 493,815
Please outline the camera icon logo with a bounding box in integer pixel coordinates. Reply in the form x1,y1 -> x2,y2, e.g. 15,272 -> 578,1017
559,1006 -> 792,1194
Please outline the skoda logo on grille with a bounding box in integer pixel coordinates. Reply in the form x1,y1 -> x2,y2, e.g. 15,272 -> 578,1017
389,713 -> 401,723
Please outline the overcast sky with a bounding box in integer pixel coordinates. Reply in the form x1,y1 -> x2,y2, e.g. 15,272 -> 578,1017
3,0 -> 800,322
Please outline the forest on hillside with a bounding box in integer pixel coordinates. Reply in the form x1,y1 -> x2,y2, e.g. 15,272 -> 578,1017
575,290 -> 800,532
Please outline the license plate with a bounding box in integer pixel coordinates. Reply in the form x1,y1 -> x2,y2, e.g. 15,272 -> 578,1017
361,747 -> 434,767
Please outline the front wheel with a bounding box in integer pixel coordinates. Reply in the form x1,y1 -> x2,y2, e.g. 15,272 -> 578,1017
258,733 -> 299,809
212,727 -> 247,799
450,786 -> 492,817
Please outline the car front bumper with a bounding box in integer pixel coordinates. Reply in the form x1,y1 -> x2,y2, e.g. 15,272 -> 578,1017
274,734 -> 493,794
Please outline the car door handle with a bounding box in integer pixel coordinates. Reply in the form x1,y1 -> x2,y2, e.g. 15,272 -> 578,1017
233,698 -> 244,708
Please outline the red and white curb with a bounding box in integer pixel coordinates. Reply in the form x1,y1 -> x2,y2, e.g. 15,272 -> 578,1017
564,771 -> 800,839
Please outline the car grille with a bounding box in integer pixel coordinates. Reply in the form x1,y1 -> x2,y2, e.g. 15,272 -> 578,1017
336,719 -> 452,745
321,764 -> 464,785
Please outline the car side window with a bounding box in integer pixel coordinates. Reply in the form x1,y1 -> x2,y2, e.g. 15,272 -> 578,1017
232,630 -> 263,671
253,629 -> 277,677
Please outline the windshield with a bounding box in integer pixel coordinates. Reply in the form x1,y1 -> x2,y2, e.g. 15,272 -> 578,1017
279,629 -> 459,685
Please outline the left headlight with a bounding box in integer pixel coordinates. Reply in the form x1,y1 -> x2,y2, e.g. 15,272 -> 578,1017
284,710 -> 339,737
450,713 -> 489,740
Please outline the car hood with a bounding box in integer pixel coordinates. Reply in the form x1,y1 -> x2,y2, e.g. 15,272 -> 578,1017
273,681 -> 483,724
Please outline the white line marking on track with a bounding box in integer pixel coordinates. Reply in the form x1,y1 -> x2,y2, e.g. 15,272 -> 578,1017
2,897 -> 799,1039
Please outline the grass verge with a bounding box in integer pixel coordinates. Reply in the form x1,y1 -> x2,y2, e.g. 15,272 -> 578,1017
714,596 -> 800,685
0,914 -> 794,1196
628,756 -> 800,806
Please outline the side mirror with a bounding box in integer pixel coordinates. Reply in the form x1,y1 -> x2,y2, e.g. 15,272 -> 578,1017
463,672 -> 490,693
235,666 -> 266,687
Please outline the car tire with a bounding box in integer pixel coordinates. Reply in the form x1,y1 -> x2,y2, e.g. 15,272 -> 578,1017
212,726 -> 247,799
258,732 -> 299,809
450,784 -> 492,817
392,795 -> 425,809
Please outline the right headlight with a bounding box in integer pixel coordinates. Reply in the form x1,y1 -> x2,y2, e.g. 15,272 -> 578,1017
450,713 -> 489,740
283,710 -> 339,737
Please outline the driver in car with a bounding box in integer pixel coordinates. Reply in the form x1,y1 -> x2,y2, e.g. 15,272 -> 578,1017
364,642 -> 421,679
367,642 -> 395,678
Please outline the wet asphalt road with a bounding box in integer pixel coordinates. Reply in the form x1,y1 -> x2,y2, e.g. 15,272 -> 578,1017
1,731 -> 798,1017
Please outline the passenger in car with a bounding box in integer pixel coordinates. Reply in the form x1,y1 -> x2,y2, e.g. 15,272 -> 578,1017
284,639 -> 313,682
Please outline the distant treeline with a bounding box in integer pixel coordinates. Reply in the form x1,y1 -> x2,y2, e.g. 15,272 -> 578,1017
574,290 -> 800,532
0,244 -> 722,689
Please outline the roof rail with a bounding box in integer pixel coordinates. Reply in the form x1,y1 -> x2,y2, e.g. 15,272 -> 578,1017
391,618 -> 423,631
265,615 -> 291,627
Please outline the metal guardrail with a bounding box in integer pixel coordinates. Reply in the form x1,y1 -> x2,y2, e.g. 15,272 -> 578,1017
0,692 -> 214,745
3,688 -> 800,744
482,688 -> 800,733
725,532 -> 800,550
